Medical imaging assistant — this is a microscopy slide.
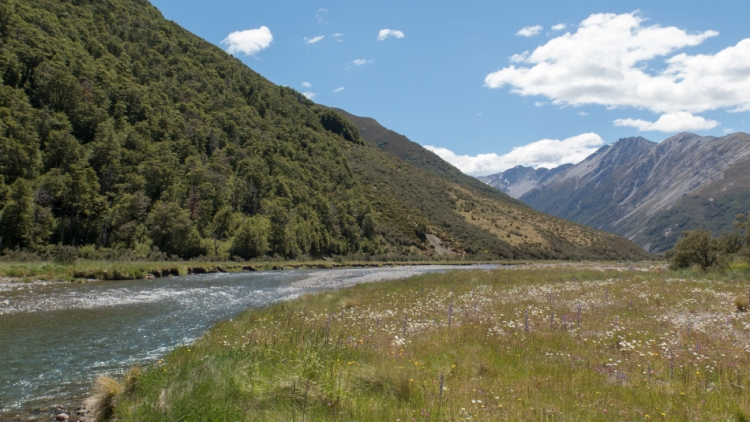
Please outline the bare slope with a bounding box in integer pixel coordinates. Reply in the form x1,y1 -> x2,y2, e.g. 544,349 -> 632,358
330,108 -> 521,204
334,111 -> 650,260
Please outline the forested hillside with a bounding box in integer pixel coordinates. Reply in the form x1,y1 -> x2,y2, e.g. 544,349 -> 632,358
0,0 -> 383,259
0,0 -> 649,261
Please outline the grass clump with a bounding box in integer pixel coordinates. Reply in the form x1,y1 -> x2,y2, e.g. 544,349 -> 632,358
736,296 -> 749,313
85,375 -> 124,422
114,264 -> 750,420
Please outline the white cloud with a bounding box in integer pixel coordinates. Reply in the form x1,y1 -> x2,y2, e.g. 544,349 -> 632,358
304,35 -> 325,44
614,111 -> 719,132
316,8 -> 328,24
302,92 -> 316,100
551,23 -> 567,31
378,29 -> 405,41
351,59 -> 373,66
509,51 -> 529,63
301,82 -> 312,88
578,111 -> 588,116
332,86 -> 345,93
485,12 -> 750,132
516,25 -> 543,37
424,132 -> 605,176
221,26 -> 273,56
332,33 -> 343,37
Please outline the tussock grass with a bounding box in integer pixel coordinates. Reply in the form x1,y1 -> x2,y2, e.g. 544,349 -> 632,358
115,265 -> 750,420
85,375 -> 124,422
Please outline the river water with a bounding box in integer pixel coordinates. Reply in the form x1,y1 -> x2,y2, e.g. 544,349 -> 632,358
0,265 -> 493,420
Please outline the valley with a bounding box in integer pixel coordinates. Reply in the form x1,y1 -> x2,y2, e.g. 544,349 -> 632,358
3,0 -> 750,420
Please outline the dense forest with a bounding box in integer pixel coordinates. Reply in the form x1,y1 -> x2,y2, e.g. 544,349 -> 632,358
0,0 -> 385,260
0,0 -> 650,261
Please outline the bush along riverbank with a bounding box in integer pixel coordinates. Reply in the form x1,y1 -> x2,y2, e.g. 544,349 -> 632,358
103,266 -> 750,421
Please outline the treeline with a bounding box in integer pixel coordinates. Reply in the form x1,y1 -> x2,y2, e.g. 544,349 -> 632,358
668,213 -> 750,272
0,0 -> 386,260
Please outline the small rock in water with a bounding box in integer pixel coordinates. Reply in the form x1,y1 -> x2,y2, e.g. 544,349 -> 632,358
2,299 -> 9,305
55,413 -> 69,421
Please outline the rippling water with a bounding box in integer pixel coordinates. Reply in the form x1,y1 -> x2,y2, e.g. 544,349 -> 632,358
0,265 -> 493,419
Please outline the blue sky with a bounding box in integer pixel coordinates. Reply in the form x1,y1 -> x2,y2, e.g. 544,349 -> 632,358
151,0 -> 750,175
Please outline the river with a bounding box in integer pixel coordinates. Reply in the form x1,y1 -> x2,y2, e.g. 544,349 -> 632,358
0,265 -> 493,420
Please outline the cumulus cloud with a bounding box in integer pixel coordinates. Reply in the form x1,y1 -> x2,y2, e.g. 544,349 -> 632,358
304,35 -> 325,44
332,86 -> 345,93
485,12 -> 750,132
424,133 -> 605,176
613,112 -> 719,132
221,26 -> 273,56
378,29 -> 405,41
551,23 -> 567,31
516,25 -> 543,37
301,82 -> 312,88
351,59 -> 373,66
302,92 -> 316,100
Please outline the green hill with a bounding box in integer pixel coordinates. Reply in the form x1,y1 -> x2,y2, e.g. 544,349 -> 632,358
0,0 -> 649,261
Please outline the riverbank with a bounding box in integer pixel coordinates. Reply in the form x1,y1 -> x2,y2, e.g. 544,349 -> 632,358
0,259 -> 532,284
0,265 -> 499,421
110,265 -> 750,421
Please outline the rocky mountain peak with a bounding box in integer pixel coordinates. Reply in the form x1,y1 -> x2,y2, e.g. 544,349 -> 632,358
511,132 -> 750,252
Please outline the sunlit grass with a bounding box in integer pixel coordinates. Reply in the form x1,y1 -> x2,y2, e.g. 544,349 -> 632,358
114,265 -> 750,421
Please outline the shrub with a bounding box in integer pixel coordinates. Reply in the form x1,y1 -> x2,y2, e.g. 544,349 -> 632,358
54,244 -> 78,265
669,229 -> 721,272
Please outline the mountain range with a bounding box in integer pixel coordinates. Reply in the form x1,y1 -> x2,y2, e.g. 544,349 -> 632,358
0,0 -> 649,261
481,133 -> 750,252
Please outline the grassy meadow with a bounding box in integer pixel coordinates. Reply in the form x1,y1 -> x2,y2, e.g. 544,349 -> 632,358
110,264 -> 750,421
